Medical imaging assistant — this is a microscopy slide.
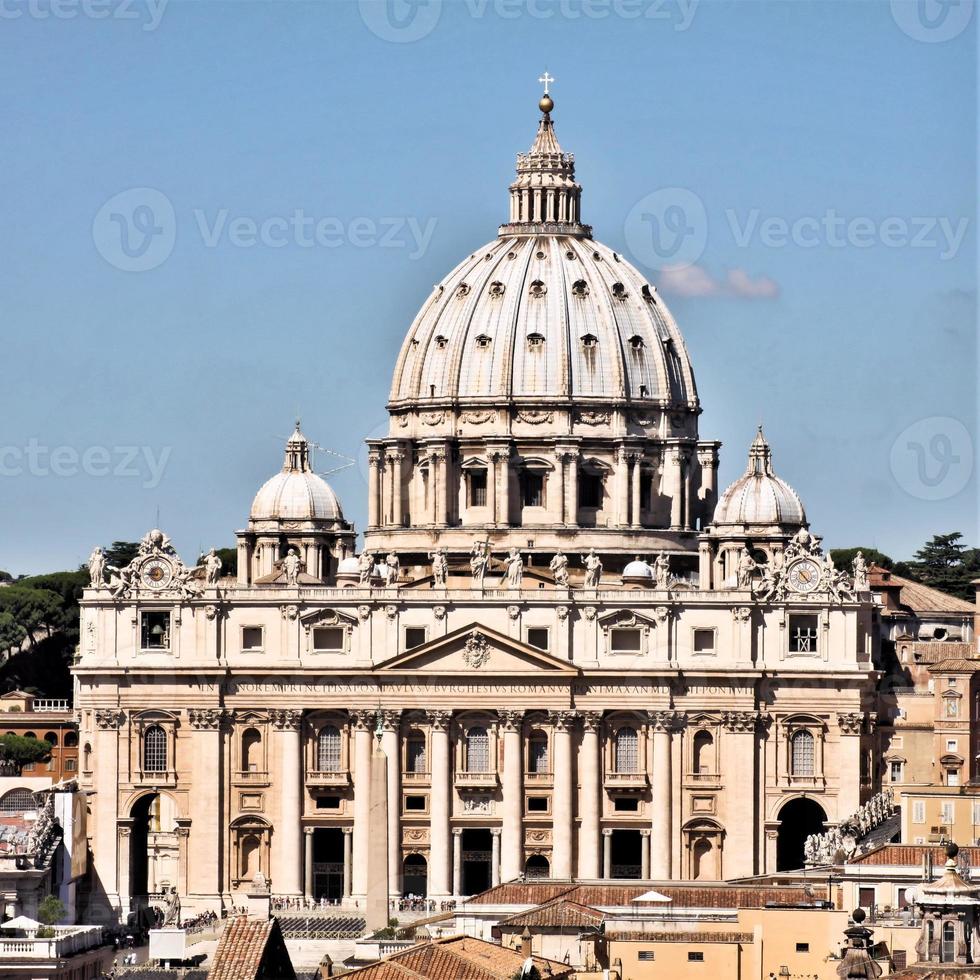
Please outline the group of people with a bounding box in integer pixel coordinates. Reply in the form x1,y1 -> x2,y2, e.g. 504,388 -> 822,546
393,896 -> 456,913
804,788 -> 896,865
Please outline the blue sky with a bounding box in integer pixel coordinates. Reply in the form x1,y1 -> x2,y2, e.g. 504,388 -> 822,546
0,0 -> 976,574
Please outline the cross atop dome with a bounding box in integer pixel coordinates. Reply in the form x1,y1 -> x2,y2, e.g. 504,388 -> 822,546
538,71 -> 554,95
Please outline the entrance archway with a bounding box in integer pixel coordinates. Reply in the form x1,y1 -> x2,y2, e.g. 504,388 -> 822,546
776,798 -> 826,870
461,829 -> 492,896
129,793 -> 179,907
610,829 -> 643,879
312,828 -> 345,902
403,854 -> 427,897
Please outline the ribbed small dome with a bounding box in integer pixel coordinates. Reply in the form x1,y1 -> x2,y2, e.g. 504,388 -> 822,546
713,428 -> 806,528
249,423 -> 344,523
622,558 -> 653,580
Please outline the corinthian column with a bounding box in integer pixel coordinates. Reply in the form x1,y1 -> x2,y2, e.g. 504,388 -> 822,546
577,712 -> 601,879
615,447 -> 629,526
668,449 -> 684,530
650,711 -> 675,880
387,450 -> 404,527
368,451 -> 383,529
550,711 -> 576,879
273,708 -> 303,897
500,710 -> 524,881
93,709 -> 123,914
428,711 -> 452,897
630,453 -> 643,528
351,710 -> 374,900
380,710 -> 402,899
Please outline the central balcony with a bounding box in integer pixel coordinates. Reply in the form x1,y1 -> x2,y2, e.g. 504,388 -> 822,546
403,771 -> 431,787
604,771 -> 649,791
306,769 -> 351,789
455,770 -> 499,790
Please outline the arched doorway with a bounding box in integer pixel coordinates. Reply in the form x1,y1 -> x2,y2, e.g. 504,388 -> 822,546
129,793 -> 179,908
776,798 -> 826,871
525,855 -> 550,879
403,854 -> 427,897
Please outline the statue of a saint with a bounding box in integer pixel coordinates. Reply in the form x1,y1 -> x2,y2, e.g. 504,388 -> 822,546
203,548 -> 222,586
653,552 -> 671,591
384,552 -> 400,586
549,550 -> 569,587
736,549 -> 756,589
430,549 -> 448,587
853,550 -> 869,591
358,550 -> 374,586
582,549 -> 602,589
88,547 -> 106,588
504,548 -> 523,589
282,548 -> 302,586
470,541 -> 491,588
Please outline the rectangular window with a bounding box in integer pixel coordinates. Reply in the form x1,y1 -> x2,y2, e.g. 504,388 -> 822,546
858,887 -> 875,911
693,629 -> 715,655
796,943 -> 810,953
890,761 -> 903,782
948,769 -> 961,787
947,739 -> 958,752
941,802 -> 955,824
405,795 -> 426,811
64,758 -> 76,772
315,796 -> 341,810
468,468 -> 487,507
913,800 -> 926,824
789,614 -> 819,654
527,796 -> 548,813
579,472 -> 603,509
404,627 -> 427,650
241,626 -> 264,652
610,628 -> 642,653
526,627 -> 550,651
638,951 -> 655,962
407,738 -> 427,774
688,952 -> 704,962
973,803 -> 980,825
522,471 -> 545,508
140,611 -> 171,650
312,627 -> 344,652
614,797 -> 639,812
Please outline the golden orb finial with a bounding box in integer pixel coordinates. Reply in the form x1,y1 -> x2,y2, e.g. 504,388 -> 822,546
539,93 -> 554,114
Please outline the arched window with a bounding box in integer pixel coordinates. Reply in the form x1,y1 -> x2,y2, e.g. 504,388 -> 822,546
64,731 -> 78,748
317,725 -> 341,772
692,838 -> 713,880
528,732 -> 549,774
943,921 -> 956,962
0,788 -> 35,814
240,835 -> 261,880
406,734 -> 427,774
241,728 -> 262,773
143,726 -> 167,772
693,731 -> 714,775
525,855 -> 550,879
791,730 -> 815,777
43,731 -> 58,747
614,726 -> 638,774
466,726 -> 490,773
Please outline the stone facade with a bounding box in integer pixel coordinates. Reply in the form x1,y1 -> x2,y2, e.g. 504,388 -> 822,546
75,91 -> 880,921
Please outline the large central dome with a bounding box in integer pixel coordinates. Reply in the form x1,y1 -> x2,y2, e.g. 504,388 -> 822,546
366,93 -> 719,565
389,101 -> 698,412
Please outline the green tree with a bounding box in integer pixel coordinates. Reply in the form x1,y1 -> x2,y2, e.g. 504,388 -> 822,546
0,733 -> 52,768
214,547 -> 238,578
909,533 -> 976,599
37,895 -> 66,926
104,541 -> 140,569
0,570 -> 13,584
0,587 -> 63,652
830,548 -> 893,573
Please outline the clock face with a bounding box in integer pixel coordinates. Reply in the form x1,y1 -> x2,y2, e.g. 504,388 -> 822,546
787,558 -> 821,594
141,558 -> 173,590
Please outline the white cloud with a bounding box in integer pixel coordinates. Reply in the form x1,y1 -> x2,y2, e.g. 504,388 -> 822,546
657,264 -> 780,300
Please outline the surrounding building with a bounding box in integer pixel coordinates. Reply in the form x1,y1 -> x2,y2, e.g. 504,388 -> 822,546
0,692 -> 79,784
76,89 -> 895,924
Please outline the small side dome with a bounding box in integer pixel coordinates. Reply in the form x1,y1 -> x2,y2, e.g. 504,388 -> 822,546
713,428 -> 806,528
249,422 -> 344,523
336,556 -> 360,575
622,557 -> 653,583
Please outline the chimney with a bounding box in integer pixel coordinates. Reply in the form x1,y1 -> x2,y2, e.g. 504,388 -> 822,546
318,953 -> 333,978
521,926 -> 533,959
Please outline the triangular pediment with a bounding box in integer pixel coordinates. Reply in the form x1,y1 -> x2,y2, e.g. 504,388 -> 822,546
596,609 -> 660,629
376,624 -> 579,676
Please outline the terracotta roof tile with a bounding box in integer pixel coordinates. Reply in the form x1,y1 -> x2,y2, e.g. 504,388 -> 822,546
498,897 -> 604,930
870,567 -> 976,616
851,844 -> 980,867
208,916 -> 295,980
